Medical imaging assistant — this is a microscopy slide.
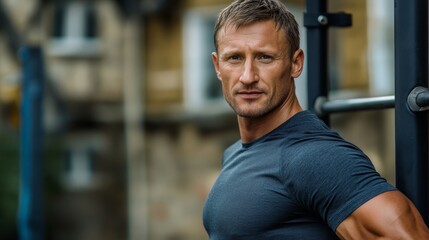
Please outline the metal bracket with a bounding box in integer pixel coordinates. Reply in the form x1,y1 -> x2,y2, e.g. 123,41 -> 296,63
407,86 -> 429,112
304,12 -> 352,28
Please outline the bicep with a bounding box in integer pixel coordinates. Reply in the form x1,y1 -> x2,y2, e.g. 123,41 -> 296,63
336,190 -> 429,239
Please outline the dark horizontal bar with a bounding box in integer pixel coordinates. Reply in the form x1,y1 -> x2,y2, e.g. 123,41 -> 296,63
304,12 -> 352,28
315,95 -> 395,115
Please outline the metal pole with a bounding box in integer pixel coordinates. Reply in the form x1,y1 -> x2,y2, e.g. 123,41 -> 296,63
305,0 -> 329,124
315,95 -> 395,115
18,46 -> 45,240
394,0 -> 429,223
123,9 -> 148,240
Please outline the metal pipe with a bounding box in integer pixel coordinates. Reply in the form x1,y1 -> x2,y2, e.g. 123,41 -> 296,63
123,13 -> 148,240
305,0 -> 329,124
315,95 -> 395,115
18,46 -> 45,240
395,0 -> 429,224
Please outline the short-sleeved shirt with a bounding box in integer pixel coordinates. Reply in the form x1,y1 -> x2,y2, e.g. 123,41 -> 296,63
203,111 -> 396,239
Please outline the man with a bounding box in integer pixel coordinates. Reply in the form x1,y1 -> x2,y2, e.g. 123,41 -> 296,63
202,0 -> 429,239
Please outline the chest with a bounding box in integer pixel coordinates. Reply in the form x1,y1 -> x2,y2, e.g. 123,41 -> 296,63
203,148 -> 309,237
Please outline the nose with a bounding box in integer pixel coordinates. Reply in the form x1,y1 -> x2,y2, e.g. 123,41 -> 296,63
239,59 -> 258,85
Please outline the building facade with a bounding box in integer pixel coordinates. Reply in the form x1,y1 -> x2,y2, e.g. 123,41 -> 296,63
0,0 -> 395,239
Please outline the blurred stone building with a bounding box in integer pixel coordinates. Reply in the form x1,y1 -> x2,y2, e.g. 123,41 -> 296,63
0,0 -> 395,239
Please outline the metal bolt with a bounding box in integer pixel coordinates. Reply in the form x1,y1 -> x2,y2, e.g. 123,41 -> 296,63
318,15 -> 328,25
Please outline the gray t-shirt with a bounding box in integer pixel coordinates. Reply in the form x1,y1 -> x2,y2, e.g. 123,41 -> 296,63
203,111 -> 396,239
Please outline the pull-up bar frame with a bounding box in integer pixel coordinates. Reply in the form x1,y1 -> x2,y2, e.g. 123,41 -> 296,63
305,0 -> 429,224
394,0 -> 429,223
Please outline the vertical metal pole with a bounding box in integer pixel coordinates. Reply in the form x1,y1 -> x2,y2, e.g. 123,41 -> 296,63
394,0 -> 429,223
306,0 -> 329,124
122,1 -> 148,238
18,46 -> 45,240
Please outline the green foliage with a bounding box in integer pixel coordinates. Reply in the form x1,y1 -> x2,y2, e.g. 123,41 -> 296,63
0,131 -> 19,235
0,131 -> 65,237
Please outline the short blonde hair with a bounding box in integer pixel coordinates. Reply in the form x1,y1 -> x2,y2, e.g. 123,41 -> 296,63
214,0 -> 300,58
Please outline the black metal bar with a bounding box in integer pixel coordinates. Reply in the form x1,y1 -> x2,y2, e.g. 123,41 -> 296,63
395,0 -> 429,224
304,12 -> 352,27
305,0 -> 329,124
315,95 -> 394,115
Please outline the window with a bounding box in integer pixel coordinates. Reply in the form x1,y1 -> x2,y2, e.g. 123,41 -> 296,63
49,1 -> 100,57
64,147 -> 95,189
183,7 -> 229,113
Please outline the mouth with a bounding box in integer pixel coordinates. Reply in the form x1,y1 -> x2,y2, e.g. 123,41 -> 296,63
237,90 -> 263,100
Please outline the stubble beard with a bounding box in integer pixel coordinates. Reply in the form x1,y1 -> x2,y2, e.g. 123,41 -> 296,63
225,93 -> 287,119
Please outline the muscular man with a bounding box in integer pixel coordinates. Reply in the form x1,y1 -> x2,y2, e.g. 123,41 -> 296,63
202,0 -> 429,239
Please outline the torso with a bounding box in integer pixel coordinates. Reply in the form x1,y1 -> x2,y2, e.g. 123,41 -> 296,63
203,111 -> 395,239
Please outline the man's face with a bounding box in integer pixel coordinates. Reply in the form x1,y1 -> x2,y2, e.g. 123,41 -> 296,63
212,20 -> 303,118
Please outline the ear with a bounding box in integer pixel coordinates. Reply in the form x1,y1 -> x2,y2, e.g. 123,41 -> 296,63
212,52 -> 222,81
291,49 -> 304,78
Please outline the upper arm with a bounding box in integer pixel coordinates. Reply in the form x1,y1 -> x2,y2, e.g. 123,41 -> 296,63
336,190 -> 429,239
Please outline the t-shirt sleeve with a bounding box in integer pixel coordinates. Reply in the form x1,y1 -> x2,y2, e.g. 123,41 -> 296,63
282,141 -> 396,231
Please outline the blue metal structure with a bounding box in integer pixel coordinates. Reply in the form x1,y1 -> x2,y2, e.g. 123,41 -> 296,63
18,46 -> 45,240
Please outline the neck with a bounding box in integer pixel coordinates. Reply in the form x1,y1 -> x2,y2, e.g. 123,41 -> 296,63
238,99 -> 302,144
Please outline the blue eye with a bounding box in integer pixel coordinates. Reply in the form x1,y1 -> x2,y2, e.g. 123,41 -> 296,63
260,55 -> 272,60
226,55 -> 242,63
259,54 -> 274,63
229,55 -> 241,61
